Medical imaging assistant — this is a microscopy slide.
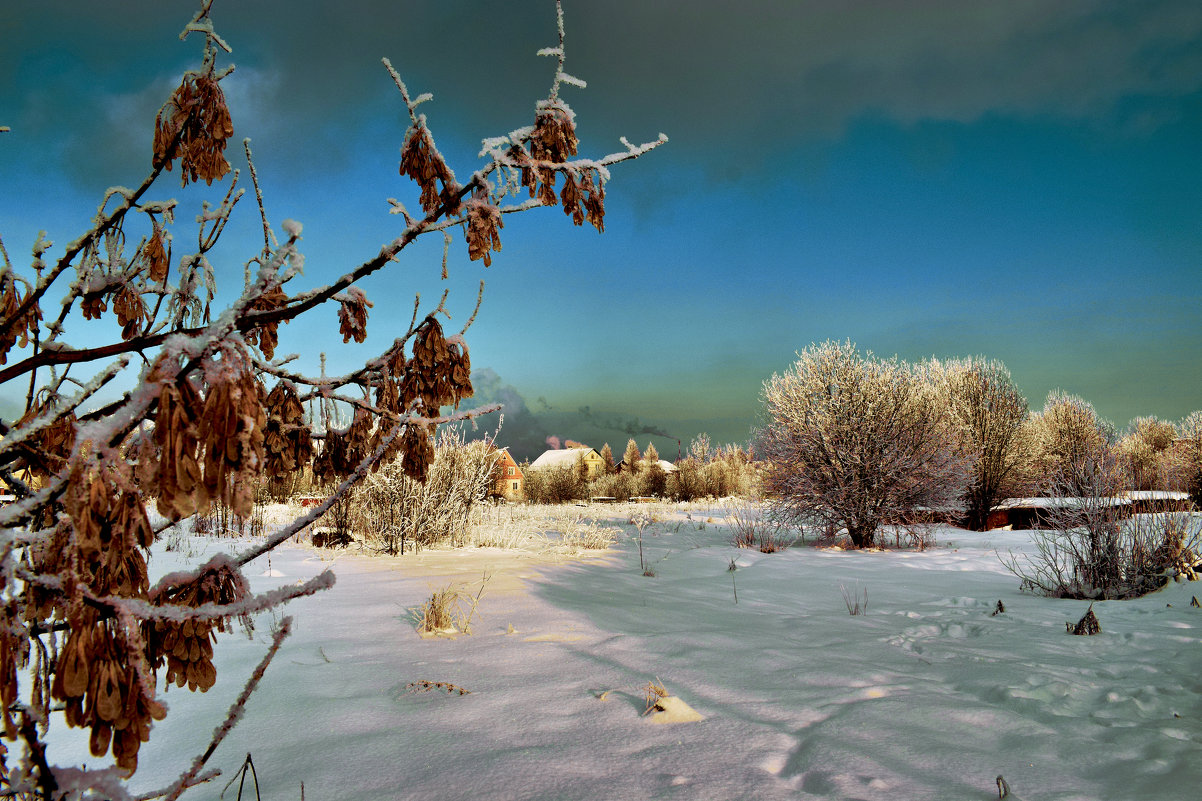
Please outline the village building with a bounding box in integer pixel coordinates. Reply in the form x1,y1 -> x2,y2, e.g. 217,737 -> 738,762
614,458 -> 678,474
1118,490 -> 1193,514
491,447 -> 524,500
529,446 -> 605,479
986,497 -> 1134,530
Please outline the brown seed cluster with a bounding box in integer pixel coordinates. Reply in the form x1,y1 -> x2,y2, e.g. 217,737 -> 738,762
153,73 -> 234,187
399,123 -> 460,215
405,317 -> 472,413
263,381 -> 314,478
39,463 -> 165,773
112,286 -> 148,341
558,167 -> 605,233
463,195 -> 503,267
144,560 -> 248,695
55,616 -> 166,773
200,353 -> 266,518
11,397 -> 76,483
246,284 -> 288,361
519,99 -> 580,205
0,272 -> 38,365
148,346 -> 265,521
143,226 -> 170,284
338,288 -> 372,344
0,604 -> 29,741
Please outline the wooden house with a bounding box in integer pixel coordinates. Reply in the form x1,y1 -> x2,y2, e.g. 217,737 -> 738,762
491,447 -> 524,500
529,447 -> 604,479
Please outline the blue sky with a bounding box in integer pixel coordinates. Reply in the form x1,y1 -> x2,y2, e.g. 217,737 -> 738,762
2,1 -> 1200,460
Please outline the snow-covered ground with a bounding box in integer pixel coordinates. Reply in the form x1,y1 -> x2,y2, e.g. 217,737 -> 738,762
47,503 -> 1202,800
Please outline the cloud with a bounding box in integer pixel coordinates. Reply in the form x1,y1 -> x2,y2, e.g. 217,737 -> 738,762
10,0 -> 1200,191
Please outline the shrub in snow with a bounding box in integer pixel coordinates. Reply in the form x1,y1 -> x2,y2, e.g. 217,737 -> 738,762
346,430 -> 499,552
0,0 -> 660,793
1117,416 -> 1177,492
1001,445 -> 1202,599
1171,410 -> 1202,506
757,340 -> 970,549
523,463 -> 588,503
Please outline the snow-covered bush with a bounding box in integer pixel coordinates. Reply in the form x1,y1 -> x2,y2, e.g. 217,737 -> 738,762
350,431 -> 499,552
1169,410 -> 1202,504
1002,446 -> 1202,599
523,463 -> 588,503
1117,416 -> 1177,491
757,340 -> 970,549
0,0 -> 661,794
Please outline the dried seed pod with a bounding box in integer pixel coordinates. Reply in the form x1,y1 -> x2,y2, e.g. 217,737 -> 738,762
0,273 -> 36,365
246,283 -> 287,360
399,122 -> 459,215
144,559 -> 249,699
112,286 -> 147,341
337,287 -> 372,344
264,381 -> 314,477
560,170 -> 584,225
530,99 -> 578,163
144,225 -> 169,283
464,196 -> 503,267
580,168 -> 606,233
152,372 -> 205,521
153,73 -> 234,187
401,422 -> 435,482
199,347 -> 267,518
11,396 -> 77,481
80,290 -> 108,320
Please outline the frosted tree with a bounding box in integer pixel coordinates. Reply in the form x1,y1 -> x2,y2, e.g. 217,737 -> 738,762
757,341 -> 970,548
933,357 -> 1032,530
1026,391 -> 1116,493
622,438 -> 641,473
598,442 -> 616,475
1172,411 -> 1202,504
0,1 -> 662,797
1117,416 -> 1176,491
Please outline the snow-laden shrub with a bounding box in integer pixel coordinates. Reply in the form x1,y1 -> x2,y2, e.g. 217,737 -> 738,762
523,463 -> 588,504
1002,449 -> 1202,598
348,431 -> 500,552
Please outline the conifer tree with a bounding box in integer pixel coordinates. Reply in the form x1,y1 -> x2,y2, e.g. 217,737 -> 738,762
600,442 -> 616,475
623,438 -> 642,473
644,442 -> 660,465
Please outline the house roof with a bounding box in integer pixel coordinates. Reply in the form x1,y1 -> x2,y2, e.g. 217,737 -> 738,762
1119,490 -> 1191,501
615,458 -> 678,473
992,497 -> 1132,510
529,447 -> 598,470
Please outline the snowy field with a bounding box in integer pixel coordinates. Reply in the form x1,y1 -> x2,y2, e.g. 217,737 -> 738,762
47,503 -> 1202,800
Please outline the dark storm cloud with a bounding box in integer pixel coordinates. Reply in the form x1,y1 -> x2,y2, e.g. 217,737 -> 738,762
6,1 -> 1201,186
